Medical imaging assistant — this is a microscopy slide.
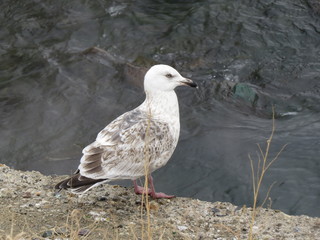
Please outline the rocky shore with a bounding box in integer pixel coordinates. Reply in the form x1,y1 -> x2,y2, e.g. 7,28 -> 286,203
0,164 -> 319,239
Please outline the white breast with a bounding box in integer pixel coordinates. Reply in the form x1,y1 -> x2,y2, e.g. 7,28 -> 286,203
139,90 -> 180,141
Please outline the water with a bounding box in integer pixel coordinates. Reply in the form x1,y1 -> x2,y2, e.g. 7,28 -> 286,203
1,0 -> 320,217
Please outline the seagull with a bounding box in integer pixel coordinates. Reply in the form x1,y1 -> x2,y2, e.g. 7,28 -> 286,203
55,64 -> 197,199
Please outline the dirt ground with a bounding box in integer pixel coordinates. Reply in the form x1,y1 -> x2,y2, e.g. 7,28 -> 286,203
0,164 -> 319,239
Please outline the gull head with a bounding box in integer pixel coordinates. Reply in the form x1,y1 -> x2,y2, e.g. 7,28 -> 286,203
144,64 -> 197,92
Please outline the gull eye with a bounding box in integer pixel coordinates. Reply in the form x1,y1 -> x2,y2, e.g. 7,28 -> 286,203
166,73 -> 173,78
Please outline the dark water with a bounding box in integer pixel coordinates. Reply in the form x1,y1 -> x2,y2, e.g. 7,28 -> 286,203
1,0 -> 320,217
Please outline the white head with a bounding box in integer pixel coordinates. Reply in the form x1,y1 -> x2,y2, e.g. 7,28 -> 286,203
144,64 -> 197,92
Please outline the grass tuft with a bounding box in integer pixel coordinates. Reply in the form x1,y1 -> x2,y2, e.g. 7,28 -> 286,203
248,107 -> 287,240
139,97 -> 153,240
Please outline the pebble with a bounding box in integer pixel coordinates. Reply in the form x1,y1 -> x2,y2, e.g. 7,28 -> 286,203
112,196 -> 120,202
78,228 -> 90,236
42,230 -> 53,237
233,83 -> 258,105
89,211 -> 102,216
94,216 -> 107,222
177,225 -> 188,231
252,225 -> 259,234
212,207 -> 221,214
35,200 -> 49,208
22,192 -> 31,198
97,196 -> 107,201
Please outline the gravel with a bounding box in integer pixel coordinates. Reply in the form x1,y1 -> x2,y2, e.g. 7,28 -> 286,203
0,164 -> 319,239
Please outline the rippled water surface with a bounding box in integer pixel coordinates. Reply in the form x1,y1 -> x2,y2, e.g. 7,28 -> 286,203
1,0 -> 320,216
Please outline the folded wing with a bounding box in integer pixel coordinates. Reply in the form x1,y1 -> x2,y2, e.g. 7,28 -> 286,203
78,109 -> 175,180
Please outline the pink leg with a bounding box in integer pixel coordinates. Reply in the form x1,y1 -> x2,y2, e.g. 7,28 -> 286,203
133,180 -> 151,195
148,175 -> 175,199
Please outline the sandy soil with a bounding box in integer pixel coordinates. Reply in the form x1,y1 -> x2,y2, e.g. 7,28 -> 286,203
0,164 -> 319,239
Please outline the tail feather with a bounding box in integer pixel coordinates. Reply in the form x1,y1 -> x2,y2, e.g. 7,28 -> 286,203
55,172 -> 107,194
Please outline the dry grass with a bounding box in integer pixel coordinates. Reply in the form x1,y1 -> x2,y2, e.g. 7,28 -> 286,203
2,213 -> 26,240
140,98 -> 153,240
0,207 -> 116,239
59,209 -> 98,239
213,223 -> 241,239
248,107 -> 287,240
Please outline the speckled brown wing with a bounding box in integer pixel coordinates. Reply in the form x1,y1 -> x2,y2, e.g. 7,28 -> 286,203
78,109 -> 176,180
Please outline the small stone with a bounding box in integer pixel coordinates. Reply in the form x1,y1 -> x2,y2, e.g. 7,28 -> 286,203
94,216 -> 107,222
252,226 -> 259,234
35,200 -> 49,209
233,83 -> 258,106
97,196 -> 107,201
177,225 -> 188,231
293,227 -> 300,232
112,197 -> 120,202
211,207 -> 220,215
22,192 -> 32,198
42,230 -> 53,237
89,211 -> 100,216
78,229 -> 90,236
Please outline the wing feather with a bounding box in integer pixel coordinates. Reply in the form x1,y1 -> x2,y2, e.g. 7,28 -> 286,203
78,109 -> 176,179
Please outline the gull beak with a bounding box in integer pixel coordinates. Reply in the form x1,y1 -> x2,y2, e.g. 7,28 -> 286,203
180,78 -> 198,88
